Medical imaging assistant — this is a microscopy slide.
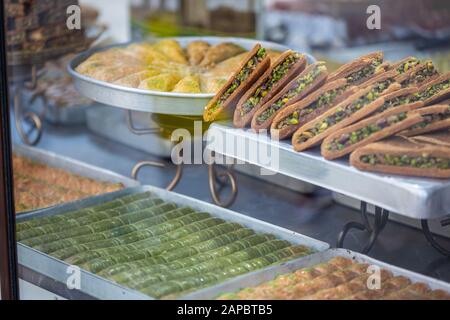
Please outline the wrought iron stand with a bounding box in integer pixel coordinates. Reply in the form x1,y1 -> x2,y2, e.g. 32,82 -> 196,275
337,201 -> 390,254
337,201 -> 450,258
13,65 -> 46,146
421,218 -> 450,257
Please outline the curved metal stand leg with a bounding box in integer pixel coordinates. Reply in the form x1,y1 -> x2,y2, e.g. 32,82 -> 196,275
14,88 -> 43,146
131,160 -> 182,191
208,164 -> 238,208
337,201 -> 390,254
13,65 -> 47,146
126,110 -> 162,135
421,219 -> 450,257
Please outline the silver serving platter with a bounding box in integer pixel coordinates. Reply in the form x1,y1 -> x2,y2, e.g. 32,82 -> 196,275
17,185 -> 329,300
68,37 -> 314,116
185,248 -> 450,300
206,123 -> 450,220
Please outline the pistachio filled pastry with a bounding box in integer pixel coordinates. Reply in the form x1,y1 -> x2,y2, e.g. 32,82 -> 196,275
376,87 -> 424,114
203,44 -> 270,122
358,69 -> 400,91
390,56 -> 421,74
350,137 -> 450,179
233,51 -> 307,128
396,61 -> 440,88
271,79 -> 357,140
417,73 -> 450,106
398,105 -> 450,137
328,52 -> 387,85
292,81 -> 399,152
251,62 -> 328,131
321,106 -> 423,160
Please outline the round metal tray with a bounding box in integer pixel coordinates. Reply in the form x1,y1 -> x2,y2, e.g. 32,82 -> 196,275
68,37 -> 314,116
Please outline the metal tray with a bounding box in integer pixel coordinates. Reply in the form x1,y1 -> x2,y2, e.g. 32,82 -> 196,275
14,144 -> 139,189
68,37 -> 310,116
86,105 -> 174,158
17,185 -> 329,300
206,122 -> 450,220
185,248 -> 450,300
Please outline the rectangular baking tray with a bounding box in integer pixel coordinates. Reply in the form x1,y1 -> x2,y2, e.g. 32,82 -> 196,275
206,122 -> 450,220
14,144 -> 140,215
14,144 -> 139,189
184,248 -> 450,299
16,185 -> 329,300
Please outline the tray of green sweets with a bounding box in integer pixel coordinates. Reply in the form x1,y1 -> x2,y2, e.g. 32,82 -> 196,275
16,186 -> 329,300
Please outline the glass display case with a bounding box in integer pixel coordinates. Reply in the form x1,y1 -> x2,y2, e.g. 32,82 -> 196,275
1,0 -> 450,301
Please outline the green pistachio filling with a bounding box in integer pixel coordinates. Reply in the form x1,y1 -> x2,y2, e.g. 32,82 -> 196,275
326,112 -> 408,151
401,61 -> 438,87
256,64 -> 326,124
296,89 -> 380,144
240,53 -> 302,116
208,48 -> 267,115
361,154 -> 450,170
277,85 -> 349,129
419,79 -> 450,101
408,107 -> 450,131
345,58 -> 383,84
396,58 -> 420,74
378,93 -> 420,113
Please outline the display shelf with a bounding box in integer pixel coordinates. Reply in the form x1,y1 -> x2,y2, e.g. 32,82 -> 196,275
206,122 -> 450,220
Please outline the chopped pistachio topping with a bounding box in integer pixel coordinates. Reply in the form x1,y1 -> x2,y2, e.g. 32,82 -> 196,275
401,61 -> 438,87
361,154 -> 450,170
396,58 -> 420,74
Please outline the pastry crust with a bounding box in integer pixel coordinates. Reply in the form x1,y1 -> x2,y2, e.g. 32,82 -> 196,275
420,73 -> 450,106
407,131 -> 450,148
398,105 -> 450,137
186,40 -> 210,66
328,51 -> 386,85
233,51 -> 307,128
271,79 -> 357,140
292,85 -> 388,152
250,62 -> 328,131
321,105 -> 423,160
395,61 -> 440,88
203,44 -> 271,122
350,137 -> 450,178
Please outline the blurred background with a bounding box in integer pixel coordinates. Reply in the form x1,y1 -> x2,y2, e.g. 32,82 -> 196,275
123,0 -> 450,72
